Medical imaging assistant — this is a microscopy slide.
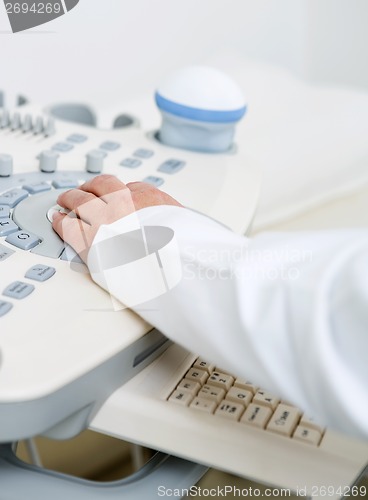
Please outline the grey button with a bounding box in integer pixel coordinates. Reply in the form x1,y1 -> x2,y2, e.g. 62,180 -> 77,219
0,188 -> 28,208
134,148 -> 154,159
52,179 -> 79,189
67,133 -> 88,143
120,158 -> 142,168
0,244 -> 15,262
39,150 -> 59,173
0,220 -> 19,237
0,154 -> 13,177
23,182 -> 51,194
0,205 -> 10,219
158,159 -> 186,174
6,231 -> 40,251
3,281 -> 35,300
100,141 -> 121,151
0,301 -> 13,318
142,176 -> 165,188
52,142 -> 74,153
25,264 -> 56,282
10,112 -> 21,131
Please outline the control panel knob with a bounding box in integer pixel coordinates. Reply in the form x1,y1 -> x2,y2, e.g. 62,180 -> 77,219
10,112 -> 21,131
86,150 -> 105,174
0,154 -> 13,177
22,114 -> 33,133
39,151 -> 59,173
0,110 -> 10,129
155,66 -> 246,153
33,116 -> 44,135
44,118 -> 56,137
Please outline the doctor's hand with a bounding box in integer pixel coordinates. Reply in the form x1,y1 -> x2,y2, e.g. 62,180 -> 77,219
52,174 -> 182,262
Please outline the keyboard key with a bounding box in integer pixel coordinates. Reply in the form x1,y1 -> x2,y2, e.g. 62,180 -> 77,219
0,244 -> 15,262
225,387 -> 253,407
3,281 -> 35,300
52,142 -> 74,153
0,189 -> 28,208
266,404 -> 302,437
100,141 -> 121,151
6,231 -> 40,251
177,379 -> 201,396
22,182 -> 51,194
190,397 -> 217,414
25,265 -> 56,282
253,390 -> 280,410
234,379 -> 259,394
215,401 -> 245,421
207,372 -> 234,391
120,158 -> 142,168
240,404 -> 273,429
299,414 -> 325,433
67,134 -> 88,143
168,390 -> 194,407
193,358 -> 215,373
0,300 -> 13,317
198,385 -> 226,404
133,148 -> 154,159
142,176 -> 164,188
52,179 -> 79,189
185,368 -> 209,386
293,425 -> 322,446
0,205 -> 10,219
0,220 -> 19,237
158,159 -> 186,174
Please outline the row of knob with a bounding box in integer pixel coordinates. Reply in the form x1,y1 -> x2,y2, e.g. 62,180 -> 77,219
0,150 -> 105,177
0,110 -> 56,137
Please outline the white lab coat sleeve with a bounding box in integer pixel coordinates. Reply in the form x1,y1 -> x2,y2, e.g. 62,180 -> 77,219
87,205 -> 368,438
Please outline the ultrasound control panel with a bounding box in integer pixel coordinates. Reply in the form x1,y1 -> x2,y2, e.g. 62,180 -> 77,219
0,91 -> 260,443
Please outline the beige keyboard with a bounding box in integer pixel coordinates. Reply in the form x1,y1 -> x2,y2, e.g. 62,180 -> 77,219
91,344 -> 368,500
168,357 -> 324,447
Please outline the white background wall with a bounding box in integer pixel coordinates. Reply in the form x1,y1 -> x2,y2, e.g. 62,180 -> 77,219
0,0 -> 367,110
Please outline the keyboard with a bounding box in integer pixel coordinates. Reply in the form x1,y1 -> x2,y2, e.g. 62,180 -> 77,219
91,343 -> 368,500
168,358 -> 324,447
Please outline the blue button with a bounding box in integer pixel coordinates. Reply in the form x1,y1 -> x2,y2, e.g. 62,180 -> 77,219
120,158 -> 142,169
0,301 -> 12,318
6,231 -> 40,251
142,176 -> 165,188
3,281 -> 35,300
158,159 -> 186,174
52,179 -> 79,189
133,148 -> 154,159
100,141 -> 121,151
52,142 -> 74,153
25,264 -> 56,282
22,182 -> 51,194
0,205 -> 10,219
0,189 -> 28,208
0,244 -> 15,262
67,134 -> 88,143
0,220 -> 19,237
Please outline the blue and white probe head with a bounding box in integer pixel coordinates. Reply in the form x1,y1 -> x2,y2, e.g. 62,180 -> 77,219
155,66 -> 246,153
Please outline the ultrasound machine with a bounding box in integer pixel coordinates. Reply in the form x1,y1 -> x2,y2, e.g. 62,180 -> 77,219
0,67 -> 367,499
